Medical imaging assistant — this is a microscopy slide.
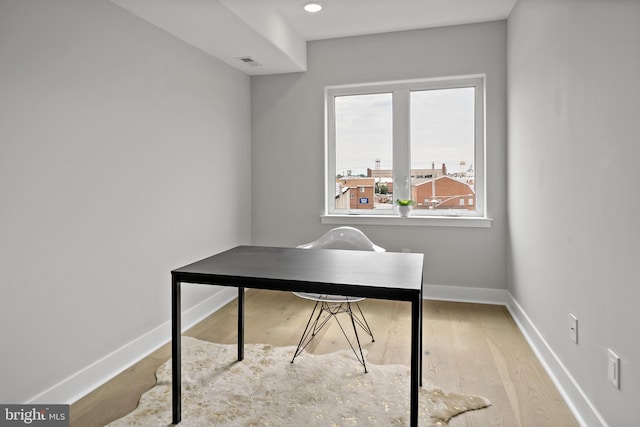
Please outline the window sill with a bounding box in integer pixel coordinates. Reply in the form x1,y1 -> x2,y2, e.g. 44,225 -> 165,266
320,214 -> 493,228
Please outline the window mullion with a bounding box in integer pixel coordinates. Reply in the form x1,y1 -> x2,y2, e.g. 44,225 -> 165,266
325,93 -> 336,214
474,83 -> 486,217
392,90 -> 411,201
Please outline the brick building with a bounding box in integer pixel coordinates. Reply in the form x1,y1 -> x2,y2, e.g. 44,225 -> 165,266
412,176 -> 475,210
335,177 -> 375,209
335,174 -> 474,211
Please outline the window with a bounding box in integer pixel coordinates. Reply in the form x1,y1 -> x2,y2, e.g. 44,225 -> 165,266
325,76 -> 485,219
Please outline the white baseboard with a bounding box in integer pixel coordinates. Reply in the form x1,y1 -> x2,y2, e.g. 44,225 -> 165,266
27,287 -> 239,405
423,284 -> 511,305
423,284 -> 606,427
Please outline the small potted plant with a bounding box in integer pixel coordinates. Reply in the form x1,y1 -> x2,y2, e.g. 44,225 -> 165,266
395,199 -> 416,217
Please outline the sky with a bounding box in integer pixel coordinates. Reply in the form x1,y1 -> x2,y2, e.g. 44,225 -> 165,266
335,87 -> 475,176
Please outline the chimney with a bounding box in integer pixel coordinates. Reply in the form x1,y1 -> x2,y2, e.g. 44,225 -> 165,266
442,163 -> 447,175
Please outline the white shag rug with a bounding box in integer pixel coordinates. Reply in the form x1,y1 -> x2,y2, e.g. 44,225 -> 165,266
108,337 -> 490,426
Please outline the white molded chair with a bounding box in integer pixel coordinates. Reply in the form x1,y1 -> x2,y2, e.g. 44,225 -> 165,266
291,227 -> 385,372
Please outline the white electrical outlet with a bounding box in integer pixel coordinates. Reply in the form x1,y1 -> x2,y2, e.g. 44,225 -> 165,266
608,349 -> 620,389
568,314 -> 578,344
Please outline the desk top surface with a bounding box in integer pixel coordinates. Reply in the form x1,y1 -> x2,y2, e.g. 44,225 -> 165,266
172,245 -> 423,298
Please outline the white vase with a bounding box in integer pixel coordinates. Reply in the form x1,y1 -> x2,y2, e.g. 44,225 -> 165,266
398,206 -> 413,217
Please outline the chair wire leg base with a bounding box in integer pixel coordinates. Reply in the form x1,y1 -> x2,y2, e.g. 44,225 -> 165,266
353,302 -> 374,342
291,301 -> 374,373
291,301 -> 328,363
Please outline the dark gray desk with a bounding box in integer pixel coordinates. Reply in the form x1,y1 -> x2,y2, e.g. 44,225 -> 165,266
171,245 -> 424,426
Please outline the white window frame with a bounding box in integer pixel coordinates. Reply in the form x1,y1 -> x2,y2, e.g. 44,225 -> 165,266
323,75 -> 491,228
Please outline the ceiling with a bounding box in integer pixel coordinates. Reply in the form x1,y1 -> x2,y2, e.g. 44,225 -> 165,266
111,0 -> 517,75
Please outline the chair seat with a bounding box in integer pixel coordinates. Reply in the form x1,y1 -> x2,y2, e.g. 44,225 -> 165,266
292,292 -> 365,303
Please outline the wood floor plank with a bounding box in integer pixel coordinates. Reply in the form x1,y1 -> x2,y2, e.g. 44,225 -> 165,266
480,313 -> 579,426
446,302 -> 521,427
423,300 -> 464,394
69,290 -> 578,427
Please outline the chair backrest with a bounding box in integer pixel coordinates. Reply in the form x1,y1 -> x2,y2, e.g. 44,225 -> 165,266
297,227 -> 385,252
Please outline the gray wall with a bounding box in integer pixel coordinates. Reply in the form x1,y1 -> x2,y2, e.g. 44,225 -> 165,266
507,0 -> 640,425
0,0 -> 251,403
251,22 -> 508,290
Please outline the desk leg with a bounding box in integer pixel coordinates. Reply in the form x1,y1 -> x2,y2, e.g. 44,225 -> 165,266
410,294 -> 420,427
419,285 -> 423,387
238,287 -> 244,361
171,277 -> 181,425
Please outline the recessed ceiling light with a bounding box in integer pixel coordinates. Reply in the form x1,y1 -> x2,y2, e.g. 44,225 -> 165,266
304,2 -> 323,13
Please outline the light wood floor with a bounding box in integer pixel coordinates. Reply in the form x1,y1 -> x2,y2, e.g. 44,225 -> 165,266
70,289 -> 579,426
